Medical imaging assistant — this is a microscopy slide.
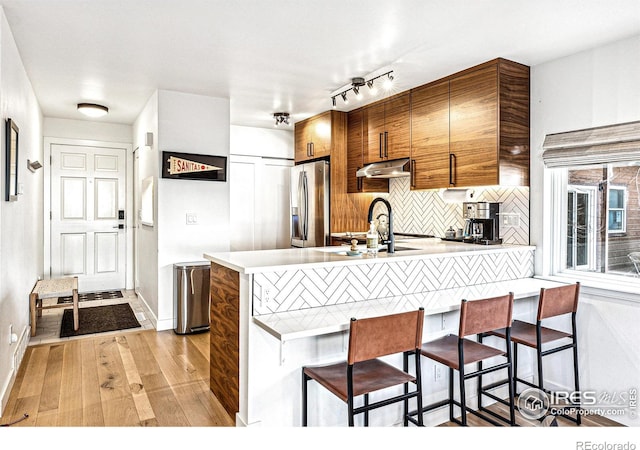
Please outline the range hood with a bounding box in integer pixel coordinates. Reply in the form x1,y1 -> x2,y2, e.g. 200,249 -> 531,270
356,158 -> 410,178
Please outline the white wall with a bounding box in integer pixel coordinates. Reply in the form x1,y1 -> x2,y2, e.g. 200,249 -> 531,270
43,117 -> 132,143
230,125 -> 293,159
530,33 -> 640,426
155,90 -> 230,330
132,92 -> 159,325
0,9 -> 43,416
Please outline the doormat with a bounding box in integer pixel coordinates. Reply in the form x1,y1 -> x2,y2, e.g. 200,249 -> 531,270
60,303 -> 141,338
57,290 -> 123,304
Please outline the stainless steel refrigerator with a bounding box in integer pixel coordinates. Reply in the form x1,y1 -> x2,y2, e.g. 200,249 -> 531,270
290,160 -> 329,248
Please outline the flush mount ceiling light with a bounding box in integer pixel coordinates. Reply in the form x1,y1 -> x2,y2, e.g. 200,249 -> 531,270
331,70 -> 394,108
77,103 -> 109,118
273,112 -> 290,127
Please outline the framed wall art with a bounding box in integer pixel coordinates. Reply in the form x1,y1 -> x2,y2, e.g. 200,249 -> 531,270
161,151 -> 227,182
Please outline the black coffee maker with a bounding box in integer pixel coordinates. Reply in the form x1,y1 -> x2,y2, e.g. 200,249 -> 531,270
462,202 -> 501,244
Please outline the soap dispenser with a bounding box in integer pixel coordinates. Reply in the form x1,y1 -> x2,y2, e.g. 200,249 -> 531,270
366,221 -> 379,255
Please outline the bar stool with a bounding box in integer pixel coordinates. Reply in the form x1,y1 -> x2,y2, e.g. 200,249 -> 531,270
485,282 -> 582,424
413,293 -> 516,426
302,308 -> 424,426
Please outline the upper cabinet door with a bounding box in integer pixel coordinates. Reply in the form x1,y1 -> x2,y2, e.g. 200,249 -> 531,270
294,111 -> 333,163
410,81 -> 451,190
364,101 -> 386,163
449,65 -> 499,187
384,92 -> 411,161
363,93 -> 410,164
347,108 -> 389,194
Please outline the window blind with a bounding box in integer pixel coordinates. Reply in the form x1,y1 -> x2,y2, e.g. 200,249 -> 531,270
542,120 -> 640,168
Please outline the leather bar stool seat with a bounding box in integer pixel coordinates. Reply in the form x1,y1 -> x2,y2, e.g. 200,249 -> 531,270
486,282 -> 582,425
411,293 -> 516,426
302,308 -> 425,426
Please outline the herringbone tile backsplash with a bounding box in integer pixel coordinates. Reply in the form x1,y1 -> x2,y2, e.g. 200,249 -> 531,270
252,247 -> 535,315
388,178 -> 530,245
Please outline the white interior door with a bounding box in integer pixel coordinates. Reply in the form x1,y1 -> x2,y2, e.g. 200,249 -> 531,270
50,144 -> 126,292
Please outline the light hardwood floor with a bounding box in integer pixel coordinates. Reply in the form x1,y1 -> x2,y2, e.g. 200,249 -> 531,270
2,329 -> 234,427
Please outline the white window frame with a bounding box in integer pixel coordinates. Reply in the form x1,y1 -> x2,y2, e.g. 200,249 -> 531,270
567,184 -> 597,271
548,165 -> 640,291
607,186 -> 627,234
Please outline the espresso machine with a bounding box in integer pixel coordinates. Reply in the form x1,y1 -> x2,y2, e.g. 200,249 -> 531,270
462,202 -> 502,245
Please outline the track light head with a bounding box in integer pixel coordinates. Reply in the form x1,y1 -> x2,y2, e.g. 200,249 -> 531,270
367,79 -> 377,95
341,91 -> 349,104
331,96 -> 337,108
273,112 -> 290,127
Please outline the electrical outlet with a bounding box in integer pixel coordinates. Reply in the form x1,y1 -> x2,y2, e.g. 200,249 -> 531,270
186,213 -> 198,225
501,213 -> 521,228
434,365 -> 443,381
441,313 -> 446,330
263,287 -> 271,303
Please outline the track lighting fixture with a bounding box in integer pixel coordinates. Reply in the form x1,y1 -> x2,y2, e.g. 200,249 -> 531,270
273,112 -> 290,127
330,70 -> 394,107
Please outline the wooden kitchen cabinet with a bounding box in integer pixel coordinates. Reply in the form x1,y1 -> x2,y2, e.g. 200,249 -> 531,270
363,92 -> 410,164
347,108 -> 388,193
294,110 -> 334,162
410,80 -> 451,190
410,58 -> 530,189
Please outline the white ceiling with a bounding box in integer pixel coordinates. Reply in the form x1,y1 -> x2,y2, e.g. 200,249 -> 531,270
1,0 -> 639,129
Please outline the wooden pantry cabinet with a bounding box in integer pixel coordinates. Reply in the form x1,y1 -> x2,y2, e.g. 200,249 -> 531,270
294,110 -> 334,162
346,108 -> 389,193
410,58 -> 530,190
363,91 -> 411,164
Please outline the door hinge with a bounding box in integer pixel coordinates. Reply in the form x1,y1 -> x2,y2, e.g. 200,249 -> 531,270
50,211 -> 52,220
50,155 -> 52,164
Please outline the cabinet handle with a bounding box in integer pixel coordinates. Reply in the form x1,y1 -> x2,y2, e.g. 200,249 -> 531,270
411,159 -> 416,188
379,133 -> 383,159
310,142 -> 314,156
384,131 -> 388,158
449,153 -> 456,186
306,143 -> 310,157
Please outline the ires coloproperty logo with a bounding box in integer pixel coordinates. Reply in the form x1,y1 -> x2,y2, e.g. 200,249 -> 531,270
517,387 -> 638,420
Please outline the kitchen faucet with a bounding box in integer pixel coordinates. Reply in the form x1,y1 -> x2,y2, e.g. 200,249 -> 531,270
367,197 -> 394,253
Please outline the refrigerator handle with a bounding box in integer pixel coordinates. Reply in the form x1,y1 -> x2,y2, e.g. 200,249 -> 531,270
299,171 -> 309,240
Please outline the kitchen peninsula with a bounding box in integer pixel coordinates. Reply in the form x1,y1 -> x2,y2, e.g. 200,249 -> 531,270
204,238 -> 563,426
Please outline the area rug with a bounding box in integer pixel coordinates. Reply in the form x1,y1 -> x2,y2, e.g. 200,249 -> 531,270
60,303 -> 141,338
57,290 -> 123,304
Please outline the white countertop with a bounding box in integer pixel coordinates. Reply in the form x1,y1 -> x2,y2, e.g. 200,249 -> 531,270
253,277 -> 567,341
203,238 -> 535,274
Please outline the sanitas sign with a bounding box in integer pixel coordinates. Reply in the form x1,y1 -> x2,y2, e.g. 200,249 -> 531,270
167,155 -> 222,175
161,151 -> 227,182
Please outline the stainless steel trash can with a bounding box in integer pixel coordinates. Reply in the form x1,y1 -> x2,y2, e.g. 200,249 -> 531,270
174,261 -> 211,334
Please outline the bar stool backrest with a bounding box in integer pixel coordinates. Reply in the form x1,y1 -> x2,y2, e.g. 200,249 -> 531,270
458,293 -> 514,338
347,309 -> 424,365
537,282 -> 580,321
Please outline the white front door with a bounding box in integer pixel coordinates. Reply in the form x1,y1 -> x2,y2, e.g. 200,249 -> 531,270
50,144 -> 126,292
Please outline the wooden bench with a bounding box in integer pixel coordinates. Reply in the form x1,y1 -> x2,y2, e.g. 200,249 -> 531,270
30,277 -> 79,337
